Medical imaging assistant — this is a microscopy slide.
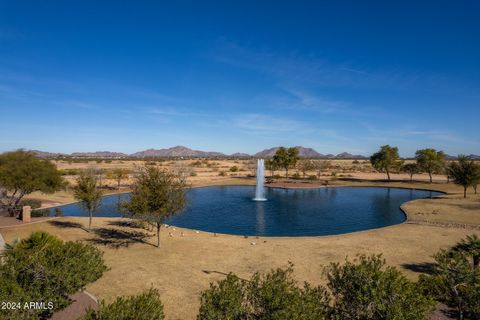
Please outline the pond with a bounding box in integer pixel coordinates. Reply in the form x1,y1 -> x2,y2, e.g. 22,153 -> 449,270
42,186 -> 442,236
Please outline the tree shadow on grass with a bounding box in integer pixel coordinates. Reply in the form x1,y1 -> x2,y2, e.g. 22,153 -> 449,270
87,227 -> 154,249
401,262 -> 435,275
107,220 -> 146,230
48,220 -> 84,229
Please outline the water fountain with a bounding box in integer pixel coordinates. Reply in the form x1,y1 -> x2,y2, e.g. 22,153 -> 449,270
253,159 -> 267,201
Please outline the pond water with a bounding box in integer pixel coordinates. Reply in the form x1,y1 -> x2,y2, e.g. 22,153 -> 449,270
42,186 -> 442,236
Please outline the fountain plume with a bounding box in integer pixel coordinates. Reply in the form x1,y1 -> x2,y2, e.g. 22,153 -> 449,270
253,159 -> 267,201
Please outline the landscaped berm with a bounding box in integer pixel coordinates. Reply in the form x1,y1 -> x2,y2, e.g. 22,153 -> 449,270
1,149 -> 479,320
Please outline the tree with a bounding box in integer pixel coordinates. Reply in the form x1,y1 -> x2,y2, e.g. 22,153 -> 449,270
415,148 -> 446,183
315,160 -> 332,178
402,163 -> 419,182
273,147 -> 299,178
265,159 -> 278,177
0,150 -> 64,215
325,255 -> 434,320
82,289 -> 165,320
370,145 -> 402,181
446,156 -> 480,198
110,168 -> 130,189
74,170 -> 103,230
297,159 -> 316,178
124,166 -> 187,248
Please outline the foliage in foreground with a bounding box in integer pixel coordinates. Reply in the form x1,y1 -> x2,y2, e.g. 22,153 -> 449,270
325,255 -> 434,320
82,288 -> 165,320
198,255 -> 433,320
420,234 -> 480,320
0,232 -> 107,319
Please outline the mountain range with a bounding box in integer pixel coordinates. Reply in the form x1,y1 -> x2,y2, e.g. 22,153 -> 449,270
28,146 -> 478,160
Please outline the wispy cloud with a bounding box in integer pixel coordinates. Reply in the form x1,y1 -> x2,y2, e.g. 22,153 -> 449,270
210,39 -> 425,90
233,113 -> 311,134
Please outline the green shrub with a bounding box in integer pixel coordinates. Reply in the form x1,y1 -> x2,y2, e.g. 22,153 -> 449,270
292,172 -> 301,179
0,276 -> 38,320
218,171 -> 226,176
419,237 -> 480,319
82,289 -> 164,320
0,232 -> 107,318
307,175 -> 317,180
229,166 -> 239,172
190,171 -> 198,176
325,255 -> 434,320
198,264 -> 329,320
18,199 -> 42,209
31,208 -> 50,217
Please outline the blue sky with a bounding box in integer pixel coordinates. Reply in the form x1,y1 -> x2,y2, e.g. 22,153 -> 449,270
0,1 -> 479,156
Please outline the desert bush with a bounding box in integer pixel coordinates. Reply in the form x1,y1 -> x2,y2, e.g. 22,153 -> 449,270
218,171 -> 226,176
292,172 -> 301,179
325,254 -> 434,320
82,289 -> 165,320
419,235 -> 480,319
229,166 -> 239,172
307,175 -> 317,180
272,174 -> 282,179
0,232 -> 107,318
192,160 -> 202,167
59,168 -> 81,176
190,171 -> 198,176
198,265 -> 329,320
31,208 -> 50,217
18,198 -> 42,209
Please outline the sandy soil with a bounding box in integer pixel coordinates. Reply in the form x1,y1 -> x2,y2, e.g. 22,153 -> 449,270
2,178 -> 479,320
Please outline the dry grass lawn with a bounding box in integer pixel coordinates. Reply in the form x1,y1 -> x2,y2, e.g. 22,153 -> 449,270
2,179 -> 479,320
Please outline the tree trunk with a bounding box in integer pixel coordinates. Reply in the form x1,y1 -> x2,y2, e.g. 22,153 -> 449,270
410,174 -> 413,182
386,169 -> 391,181
428,171 -> 433,183
89,210 -> 92,230
156,223 -> 161,248
285,168 -> 288,178
463,186 -> 467,198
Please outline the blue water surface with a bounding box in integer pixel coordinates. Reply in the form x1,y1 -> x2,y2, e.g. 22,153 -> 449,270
44,186 -> 442,236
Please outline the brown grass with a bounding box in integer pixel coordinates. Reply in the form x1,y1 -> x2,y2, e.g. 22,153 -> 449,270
2,177 -> 479,320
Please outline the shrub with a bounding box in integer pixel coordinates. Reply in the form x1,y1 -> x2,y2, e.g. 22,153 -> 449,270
31,208 -> 50,217
229,166 -> 239,172
218,171 -> 226,176
190,171 -> 198,177
272,174 -> 282,179
82,289 -> 164,320
0,232 -> 107,318
0,276 -> 38,320
198,265 -> 329,320
59,168 -> 80,176
307,175 -> 317,180
419,236 -> 480,319
292,172 -> 301,179
18,199 -> 42,209
325,255 -> 434,320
